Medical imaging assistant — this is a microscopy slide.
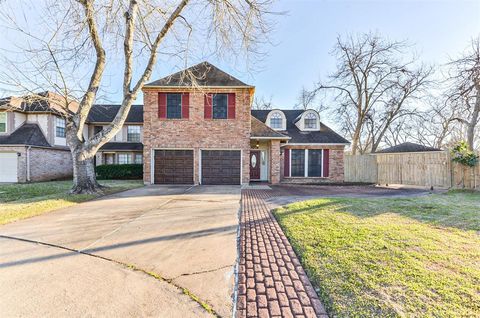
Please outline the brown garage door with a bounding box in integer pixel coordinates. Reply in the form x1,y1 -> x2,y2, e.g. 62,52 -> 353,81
154,150 -> 194,184
201,150 -> 241,185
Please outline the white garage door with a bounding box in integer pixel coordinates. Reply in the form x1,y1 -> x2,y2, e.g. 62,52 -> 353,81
0,152 -> 18,182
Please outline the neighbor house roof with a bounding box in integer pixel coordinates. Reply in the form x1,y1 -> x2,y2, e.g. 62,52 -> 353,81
251,117 -> 290,139
87,104 -> 143,123
100,142 -> 143,151
0,123 -> 51,147
0,92 -> 78,114
145,61 -> 252,87
374,142 -> 442,154
251,109 -> 350,144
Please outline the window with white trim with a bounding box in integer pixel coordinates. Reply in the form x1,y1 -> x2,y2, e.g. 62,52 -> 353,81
127,125 -> 141,142
118,153 -> 132,164
308,150 -> 323,177
55,117 -> 66,138
134,153 -> 143,164
270,112 -> 283,129
0,112 -> 6,133
291,149 -> 305,177
304,112 -> 318,129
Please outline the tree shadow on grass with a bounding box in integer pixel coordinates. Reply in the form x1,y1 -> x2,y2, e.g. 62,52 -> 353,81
273,193 -> 480,232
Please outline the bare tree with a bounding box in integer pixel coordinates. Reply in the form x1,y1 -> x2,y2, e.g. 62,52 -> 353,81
312,33 -> 432,154
447,36 -> 480,150
253,95 -> 274,110
0,0 -> 275,193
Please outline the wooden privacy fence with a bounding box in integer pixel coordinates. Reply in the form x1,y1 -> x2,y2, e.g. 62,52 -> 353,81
345,151 -> 479,190
344,155 -> 377,183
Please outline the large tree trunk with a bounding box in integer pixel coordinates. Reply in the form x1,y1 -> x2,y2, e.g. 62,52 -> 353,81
466,90 -> 480,150
71,149 -> 102,194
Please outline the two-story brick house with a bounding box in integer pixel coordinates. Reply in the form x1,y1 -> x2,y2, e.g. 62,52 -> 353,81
0,62 -> 349,184
141,62 -> 349,185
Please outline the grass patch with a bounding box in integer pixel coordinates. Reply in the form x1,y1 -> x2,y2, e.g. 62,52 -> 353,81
0,180 -> 143,226
274,192 -> 480,317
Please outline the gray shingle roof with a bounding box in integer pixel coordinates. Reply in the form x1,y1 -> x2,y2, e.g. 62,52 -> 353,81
375,142 -> 442,154
251,110 -> 350,144
0,124 -> 51,147
145,62 -> 252,87
87,105 -> 143,123
251,117 -> 289,139
100,142 -> 143,151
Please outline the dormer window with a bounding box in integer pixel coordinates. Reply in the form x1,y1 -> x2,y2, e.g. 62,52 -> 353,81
304,112 -> 317,129
266,110 -> 286,130
270,112 -> 283,129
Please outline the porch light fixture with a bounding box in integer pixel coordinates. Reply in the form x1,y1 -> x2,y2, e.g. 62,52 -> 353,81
256,140 -> 259,149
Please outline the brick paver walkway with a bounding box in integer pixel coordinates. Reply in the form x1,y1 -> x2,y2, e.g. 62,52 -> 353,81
237,189 -> 328,318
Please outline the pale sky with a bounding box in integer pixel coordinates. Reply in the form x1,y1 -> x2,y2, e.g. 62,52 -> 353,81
1,0 -> 480,112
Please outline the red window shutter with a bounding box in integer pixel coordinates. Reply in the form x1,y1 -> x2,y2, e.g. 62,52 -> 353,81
158,92 -> 167,119
284,148 -> 290,177
227,93 -> 235,119
204,93 -> 212,119
323,149 -> 330,177
181,93 -> 189,119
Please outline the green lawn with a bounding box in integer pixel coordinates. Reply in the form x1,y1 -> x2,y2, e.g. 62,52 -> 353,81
0,180 -> 143,225
274,191 -> 480,317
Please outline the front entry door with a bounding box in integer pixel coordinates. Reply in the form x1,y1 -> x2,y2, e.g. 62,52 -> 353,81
250,151 -> 261,180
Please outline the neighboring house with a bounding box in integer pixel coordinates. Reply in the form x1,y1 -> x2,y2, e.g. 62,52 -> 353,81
0,92 -> 75,183
374,142 -> 442,154
88,104 -> 144,166
0,62 -> 349,184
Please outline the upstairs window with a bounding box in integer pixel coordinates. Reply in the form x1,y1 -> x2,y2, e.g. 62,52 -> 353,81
270,112 -> 283,129
304,112 -> 318,129
0,112 -> 6,133
55,117 -> 66,138
127,125 -> 141,142
167,93 -> 182,119
212,94 -> 228,119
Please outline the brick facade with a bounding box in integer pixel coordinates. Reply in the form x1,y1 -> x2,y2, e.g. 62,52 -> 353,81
29,147 -> 72,182
281,145 -> 345,183
269,140 -> 281,184
142,87 -> 253,185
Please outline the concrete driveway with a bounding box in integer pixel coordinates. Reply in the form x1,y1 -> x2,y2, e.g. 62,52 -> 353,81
0,185 -> 240,317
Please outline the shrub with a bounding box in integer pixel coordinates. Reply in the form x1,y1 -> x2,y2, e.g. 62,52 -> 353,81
451,141 -> 479,167
96,164 -> 143,180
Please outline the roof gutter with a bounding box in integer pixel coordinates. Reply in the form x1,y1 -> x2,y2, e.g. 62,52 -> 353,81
280,142 -> 350,147
250,136 -> 291,140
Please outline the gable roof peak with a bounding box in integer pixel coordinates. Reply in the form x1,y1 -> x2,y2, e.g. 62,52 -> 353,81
145,61 -> 253,88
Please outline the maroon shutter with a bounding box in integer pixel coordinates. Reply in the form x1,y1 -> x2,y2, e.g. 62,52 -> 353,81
204,94 -> 212,119
284,148 -> 290,177
181,93 -> 189,119
227,93 -> 235,119
158,93 -> 167,118
323,149 -> 330,177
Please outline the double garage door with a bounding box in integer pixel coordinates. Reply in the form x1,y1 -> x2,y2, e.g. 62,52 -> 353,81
153,149 -> 241,185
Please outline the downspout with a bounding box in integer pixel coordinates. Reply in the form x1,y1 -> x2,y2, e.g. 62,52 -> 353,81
26,146 -> 31,182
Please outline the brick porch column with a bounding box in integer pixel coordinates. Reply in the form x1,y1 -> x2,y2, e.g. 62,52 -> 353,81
270,140 -> 281,184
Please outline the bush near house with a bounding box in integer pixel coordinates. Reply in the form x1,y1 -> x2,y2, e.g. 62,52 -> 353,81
96,164 -> 143,180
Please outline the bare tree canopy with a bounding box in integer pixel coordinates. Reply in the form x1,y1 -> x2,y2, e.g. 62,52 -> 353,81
252,95 -> 274,110
446,36 -> 480,150
312,32 -> 433,154
0,0 -> 276,193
